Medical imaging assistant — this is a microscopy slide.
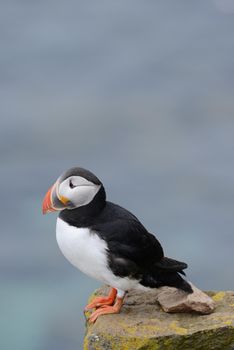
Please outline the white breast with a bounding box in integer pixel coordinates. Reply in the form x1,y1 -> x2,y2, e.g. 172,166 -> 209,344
56,217 -> 144,294
56,217 -> 111,283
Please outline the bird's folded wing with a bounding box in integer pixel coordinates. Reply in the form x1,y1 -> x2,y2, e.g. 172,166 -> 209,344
94,218 -> 164,267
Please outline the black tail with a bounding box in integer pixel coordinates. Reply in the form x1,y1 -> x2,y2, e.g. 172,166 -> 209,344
178,278 -> 193,293
141,269 -> 193,293
158,269 -> 192,293
140,257 -> 193,293
155,257 -> 192,293
154,257 -> 188,275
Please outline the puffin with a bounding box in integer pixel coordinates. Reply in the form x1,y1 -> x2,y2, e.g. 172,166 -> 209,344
42,167 -> 192,323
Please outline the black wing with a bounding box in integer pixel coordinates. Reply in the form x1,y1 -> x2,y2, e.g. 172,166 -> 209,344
92,202 -> 164,278
92,202 -> 189,284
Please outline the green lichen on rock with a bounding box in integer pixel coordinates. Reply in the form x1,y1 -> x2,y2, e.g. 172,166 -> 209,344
84,287 -> 234,350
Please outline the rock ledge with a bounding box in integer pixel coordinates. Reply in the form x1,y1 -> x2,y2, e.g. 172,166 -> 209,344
84,286 -> 234,350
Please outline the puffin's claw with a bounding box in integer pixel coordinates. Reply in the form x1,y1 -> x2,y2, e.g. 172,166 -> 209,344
84,296 -> 114,310
84,287 -> 117,311
88,297 -> 124,323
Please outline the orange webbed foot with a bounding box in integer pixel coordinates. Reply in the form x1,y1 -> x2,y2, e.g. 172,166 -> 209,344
84,287 -> 117,311
88,297 -> 124,323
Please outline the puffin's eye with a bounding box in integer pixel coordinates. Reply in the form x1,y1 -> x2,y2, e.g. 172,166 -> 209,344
69,179 -> 76,189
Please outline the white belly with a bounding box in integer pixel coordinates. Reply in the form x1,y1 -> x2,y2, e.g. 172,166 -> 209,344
56,217 -> 142,293
56,217 -> 111,283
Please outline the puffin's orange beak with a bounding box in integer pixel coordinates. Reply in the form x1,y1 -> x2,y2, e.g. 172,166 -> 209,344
42,182 -> 70,214
42,185 -> 56,214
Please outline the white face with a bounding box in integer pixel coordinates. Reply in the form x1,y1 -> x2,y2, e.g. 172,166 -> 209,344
57,175 -> 101,208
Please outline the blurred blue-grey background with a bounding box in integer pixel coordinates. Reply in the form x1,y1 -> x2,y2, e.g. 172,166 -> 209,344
1,0 -> 234,349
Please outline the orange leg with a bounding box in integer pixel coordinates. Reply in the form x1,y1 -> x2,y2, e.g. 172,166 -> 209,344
88,296 -> 124,323
84,287 -> 117,311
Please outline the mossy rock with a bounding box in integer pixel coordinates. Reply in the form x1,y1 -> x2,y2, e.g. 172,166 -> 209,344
84,287 -> 234,350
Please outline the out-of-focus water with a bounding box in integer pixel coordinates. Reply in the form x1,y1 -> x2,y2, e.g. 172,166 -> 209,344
1,1 -> 234,349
